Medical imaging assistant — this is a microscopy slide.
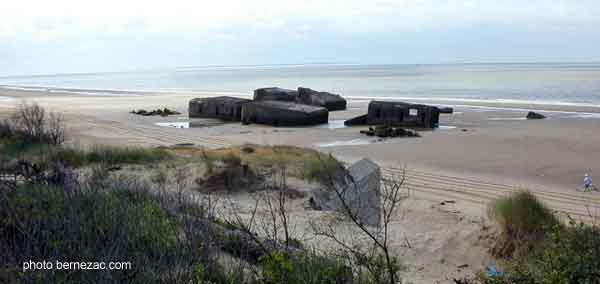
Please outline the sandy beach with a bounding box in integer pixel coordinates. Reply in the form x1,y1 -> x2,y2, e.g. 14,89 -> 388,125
2,86 -> 600,282
2,87 -> 599,214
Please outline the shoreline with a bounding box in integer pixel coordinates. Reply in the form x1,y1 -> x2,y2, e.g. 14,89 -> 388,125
3,85 -> 600,114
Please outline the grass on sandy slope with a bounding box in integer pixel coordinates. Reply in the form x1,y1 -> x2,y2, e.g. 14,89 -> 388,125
1,102 -> 171,167
0,139 -> 172,167
170,144 -> 343,184
487,191 -> 558,258
0,162 -> 367,284
474,191 -> 600,284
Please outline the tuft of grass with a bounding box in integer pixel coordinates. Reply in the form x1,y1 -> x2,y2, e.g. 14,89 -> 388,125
0,138 -> 53,159
15,145 -> 172,167
299,152 -> 342,184
487,191 -> 558,258
259,250 -> 353,284
1,139 -> 173,175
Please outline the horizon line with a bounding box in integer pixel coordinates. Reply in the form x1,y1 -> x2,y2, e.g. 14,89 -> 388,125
2,60 -> 600,79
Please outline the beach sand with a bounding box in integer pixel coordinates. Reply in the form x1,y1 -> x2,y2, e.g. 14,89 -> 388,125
2,87 -> 600,282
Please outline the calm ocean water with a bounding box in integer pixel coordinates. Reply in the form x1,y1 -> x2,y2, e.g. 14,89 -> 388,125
1,63 -> 600,106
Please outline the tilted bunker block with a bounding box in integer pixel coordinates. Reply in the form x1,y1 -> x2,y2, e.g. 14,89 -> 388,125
253,87 -> 298,102
297,87 -> 347,111
311,158 -> 382,227
189,96 -> 251,121
241,101 -> 328,126
366,101 -> 440,128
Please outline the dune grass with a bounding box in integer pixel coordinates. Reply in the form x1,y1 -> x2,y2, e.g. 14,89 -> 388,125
177,144 -> 343,183
487,191 -> 559,258
0,138 -> 172,168
45,145 -> 172,167
480,191 -> 600,283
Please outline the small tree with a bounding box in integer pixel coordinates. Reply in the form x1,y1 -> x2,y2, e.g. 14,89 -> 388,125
13,102 -> 46,142
8,102 -> 66,145
47,112 -> 66,145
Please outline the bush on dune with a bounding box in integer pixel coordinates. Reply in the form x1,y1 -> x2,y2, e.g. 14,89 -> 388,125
477,191 -> 600,284
487,191 -> 558,258
0,175 -> 225,283
1,103 -> 170,167
1,102 -> 66,146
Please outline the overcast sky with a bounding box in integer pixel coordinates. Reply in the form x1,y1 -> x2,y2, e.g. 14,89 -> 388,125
1,0 -> 600,76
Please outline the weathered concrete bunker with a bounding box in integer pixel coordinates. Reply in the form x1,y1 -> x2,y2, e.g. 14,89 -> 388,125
297,87 -> 347,111
253,87 -> 298,102
345,101 -> 451,129
189,96 -> 251,121
310,158 -> 381,227
188,86 -> 347,126
241,101 -> 328,126
254,87 -> 347,111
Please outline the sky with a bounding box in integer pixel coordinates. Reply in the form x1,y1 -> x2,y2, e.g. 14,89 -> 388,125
1,0 -> 600,76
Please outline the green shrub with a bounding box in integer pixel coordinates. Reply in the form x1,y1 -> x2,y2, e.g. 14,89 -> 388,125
2,102 -> 66,146
488,191 -> 558,258
0,177 -> 220,283
258,250 -> 353,284
0,138 -> 52,159
1,139 -> 171,167
478,221 -> 600,284
300,153 -> 342,184
43,145 -> 172,167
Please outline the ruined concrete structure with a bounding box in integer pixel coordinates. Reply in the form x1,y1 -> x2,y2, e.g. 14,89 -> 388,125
311,158 -> 381,227
253,87 -> 298,102
241,101 -> 328,126
297,87 -> 347,111
254,87 -> 347,111
345,101 -> 451,129
188,96 -> 251,121
188,86 -> 347,126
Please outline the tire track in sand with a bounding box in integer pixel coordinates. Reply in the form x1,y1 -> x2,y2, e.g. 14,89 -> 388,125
383,167 -> 600,220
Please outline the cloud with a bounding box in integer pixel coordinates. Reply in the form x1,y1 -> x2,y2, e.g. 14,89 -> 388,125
1,1 -> 600,75
1,0 -> 600,40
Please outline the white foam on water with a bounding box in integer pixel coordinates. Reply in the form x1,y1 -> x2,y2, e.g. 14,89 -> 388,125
488,117 -> 528,121
346,96 -> 600,109
437,125 -> 457,129
155,122 -> 189,128
0,96 -> 15,103
0,85 -> 49,92
564,113 -> 600,119
315,138 -> 388,147
316,120 -> 348,129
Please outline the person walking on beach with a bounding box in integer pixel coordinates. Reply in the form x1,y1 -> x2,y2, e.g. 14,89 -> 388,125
583,174 -> 593,192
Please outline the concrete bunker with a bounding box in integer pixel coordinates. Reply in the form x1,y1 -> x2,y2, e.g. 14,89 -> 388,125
345,101 -> 452,129
253,87 -> 298,102
297,87 -> 347,111
241,101 -> 328,126
188,96 -> 251,121
310,158 -> 382,227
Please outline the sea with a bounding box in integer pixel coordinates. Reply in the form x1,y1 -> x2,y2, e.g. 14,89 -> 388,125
1,63 -> 600,107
